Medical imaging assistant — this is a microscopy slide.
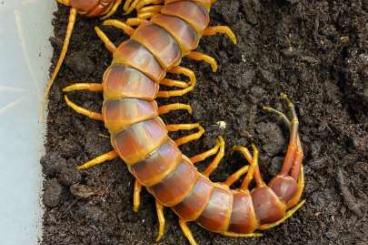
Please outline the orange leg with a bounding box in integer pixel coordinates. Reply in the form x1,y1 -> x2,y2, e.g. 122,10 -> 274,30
64,95 -> 103,121
223,144 -> 260,188
155,201 -> 166,241
126,17 -> 146,26
186,51 -> 218,72
203,136 -> 225,177
160,79 -> 189,88
136,0 -> 163,10
223,165 -> 249,186
94,27 -> 117,53
203,26 -> 237,44
190,137 -> 222,164
63,83 -> 102,92
101,0 -> 123,19
166,123 -> 205,146
137,5 -> 162,19
179,220 -> 197,245
157,79 -> 196,98
158,103 -> 192,115
77,150 -> 118,170
102,19 -> 135,36
45,7 -> 77,98
159,66 -> 196,88
133,180 -> 142,212
169,66 -> 196,85
124,0 -> 163,14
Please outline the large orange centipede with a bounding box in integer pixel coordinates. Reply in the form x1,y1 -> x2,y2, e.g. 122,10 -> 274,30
58,0 -> 306,244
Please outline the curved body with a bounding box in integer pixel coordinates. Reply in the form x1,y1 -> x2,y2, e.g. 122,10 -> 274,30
99,0 -> 304,235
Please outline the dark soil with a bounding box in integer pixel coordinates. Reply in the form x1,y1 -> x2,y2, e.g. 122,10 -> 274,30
42,1 -> 368,244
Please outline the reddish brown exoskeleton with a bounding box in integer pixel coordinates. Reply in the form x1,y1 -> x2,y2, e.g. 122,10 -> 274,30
61,1 -> 305,244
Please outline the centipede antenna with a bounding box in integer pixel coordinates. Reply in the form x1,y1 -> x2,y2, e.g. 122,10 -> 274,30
45,7 -> 77,99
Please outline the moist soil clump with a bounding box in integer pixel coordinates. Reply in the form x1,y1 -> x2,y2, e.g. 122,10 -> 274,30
42,1 -> 368,244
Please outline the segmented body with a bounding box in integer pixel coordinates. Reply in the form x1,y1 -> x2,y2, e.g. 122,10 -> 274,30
100,0 -> 303,235
68,0 -> 118,17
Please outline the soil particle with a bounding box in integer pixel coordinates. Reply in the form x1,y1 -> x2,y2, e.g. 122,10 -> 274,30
58,166 -> 81,186
255,122 -> 286,156
43,179 -> 63,208
43,1 -> 368,244
337,169 -> 363,217
70,184 -> 101,199
65,50 -> 95,75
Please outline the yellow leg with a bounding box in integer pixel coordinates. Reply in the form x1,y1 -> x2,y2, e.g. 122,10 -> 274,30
137,6 -> 162,20
258,200 -> 306,230
101,0 -> 122,19
138,5 -> 162,13
63,83 -> 102,92
124,0 -> 140,14
102,19 -> 135,36
77,150 -> 118,170
169,66 -> 196,85
136,0 -> 163,10
123,0 -> 134,12
160,78 -> 189,88
203,136 -> 225,177
126,17 -> 146,26
179,220 -> 198,245
221,231 -> 262,238
137,12 -> 155,20
223,165 -> 249,186
45,8 -> 77,98
190,137 -> 222,164
166,123 -> 205,146
94,27 -> 117,53
133,180 -> 142,212
159,66 -> 196,90
203,26 -> 237,44
64,95 -> 103,121
125,0 -> 163,14
158,103 -> 192,115
157,79 -> 196,98
238,145 -> 259,190
155,201 -> 166,241
186,51 -> 218,72
234,145 -> 265,188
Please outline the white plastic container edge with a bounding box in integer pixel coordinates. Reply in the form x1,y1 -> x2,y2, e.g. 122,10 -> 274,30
0,1 -> 56,244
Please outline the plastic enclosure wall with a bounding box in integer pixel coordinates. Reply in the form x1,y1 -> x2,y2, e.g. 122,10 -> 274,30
0,1 -> 56,244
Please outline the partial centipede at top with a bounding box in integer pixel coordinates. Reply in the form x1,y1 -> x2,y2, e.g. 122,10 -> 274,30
46,0 -> 123,98
57,0 -> 306,244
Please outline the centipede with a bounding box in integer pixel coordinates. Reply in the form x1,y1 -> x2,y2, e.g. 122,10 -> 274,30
57,0 -> 306,244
